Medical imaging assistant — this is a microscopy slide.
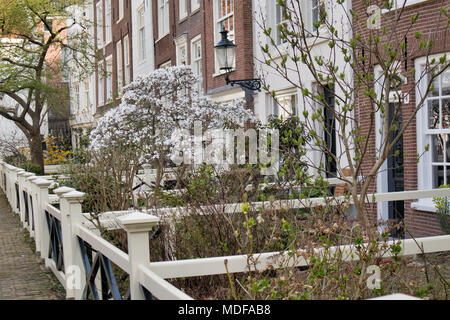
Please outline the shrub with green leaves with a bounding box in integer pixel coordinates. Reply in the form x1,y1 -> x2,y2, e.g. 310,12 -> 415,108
433,185 -> 450,234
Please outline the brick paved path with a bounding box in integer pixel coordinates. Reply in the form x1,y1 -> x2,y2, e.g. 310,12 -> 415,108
0,193 -> 64,300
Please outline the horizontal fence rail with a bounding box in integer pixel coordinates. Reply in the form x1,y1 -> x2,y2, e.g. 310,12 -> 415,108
147,234 -> 450,279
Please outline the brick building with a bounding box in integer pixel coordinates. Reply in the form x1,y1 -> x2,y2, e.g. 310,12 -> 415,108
66,0 -> 449,238
152,0 -> 255,102
352,0 -> 450,238
70,0 -> 134,147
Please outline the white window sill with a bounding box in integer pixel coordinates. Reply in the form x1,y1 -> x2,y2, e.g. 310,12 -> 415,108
382,0 -> 432,13
212,69 -> 235,78
156,33 -> 170,44
411,201 -> 437,213
179,14 -> 188,22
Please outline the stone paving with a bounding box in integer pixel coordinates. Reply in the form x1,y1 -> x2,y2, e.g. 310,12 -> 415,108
0,193 -> 64,300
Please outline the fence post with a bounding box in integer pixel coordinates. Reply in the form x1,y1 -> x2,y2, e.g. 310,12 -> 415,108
119,211 -> 160,300
60,190 -> 86,300
34,178 -> 53,261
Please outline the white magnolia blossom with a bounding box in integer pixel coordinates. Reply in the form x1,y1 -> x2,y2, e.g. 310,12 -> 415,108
89,65 -> 255,164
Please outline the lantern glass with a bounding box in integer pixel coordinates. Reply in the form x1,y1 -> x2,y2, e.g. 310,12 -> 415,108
216,46 -> 235,70
214,29 -> 236,71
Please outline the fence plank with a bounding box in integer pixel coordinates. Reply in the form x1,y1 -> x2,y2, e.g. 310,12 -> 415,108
148,235 -> 450,279
76,225 -> 130,274
138,265 -> 193,300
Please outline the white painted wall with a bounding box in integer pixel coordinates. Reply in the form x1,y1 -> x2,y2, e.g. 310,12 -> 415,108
252,0 -> 354,175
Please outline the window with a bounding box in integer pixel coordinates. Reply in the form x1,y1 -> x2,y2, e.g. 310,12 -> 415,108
137,5 -> 146,61
176,44 -> 187,65
179,0 -> 187,20
98,61 -> 105,106
214,0 -> 234,73
96,2 -> 103,48
83,79 -> 90,108
105,0 -> 112,44
272,90 -> 298,119
160,60 -> 171,68
275,1 -> 288,45
124,35 -> 131,84
215,0 -> 234,40
191,36 -> 203,92
311,0 -> 326,31
426,66 -> 450,187
116,40 -> 123,96
118,0 -> 124,21
158,0 -> 170,39
106,56 -> 113,101
191,0 -> 200,12
73,82 -> 80,108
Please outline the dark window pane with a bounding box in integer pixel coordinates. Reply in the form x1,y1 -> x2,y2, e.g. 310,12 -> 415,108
443,98 -> 450,129
428,99 -> 440,129
433,165 -> 444,188
432,134 -> 445,163
447,166 -> 450,186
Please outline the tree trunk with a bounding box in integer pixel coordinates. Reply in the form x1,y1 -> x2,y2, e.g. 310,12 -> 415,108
29,134 -> 44,175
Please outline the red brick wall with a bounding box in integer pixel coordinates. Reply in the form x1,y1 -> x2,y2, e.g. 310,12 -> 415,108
94,0 -> 133,115
203,0 -> 255,93
353,0 -> 450,237
152,1 -> 255,93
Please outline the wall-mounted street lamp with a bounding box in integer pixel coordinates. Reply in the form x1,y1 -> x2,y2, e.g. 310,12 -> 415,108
214,28 -> 261,101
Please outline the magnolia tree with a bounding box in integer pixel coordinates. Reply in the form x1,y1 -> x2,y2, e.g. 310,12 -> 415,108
89,65 -> 255,190
256,0 -> 450,233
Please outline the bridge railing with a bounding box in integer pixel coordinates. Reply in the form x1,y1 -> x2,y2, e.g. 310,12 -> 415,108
1,160 -> 450,300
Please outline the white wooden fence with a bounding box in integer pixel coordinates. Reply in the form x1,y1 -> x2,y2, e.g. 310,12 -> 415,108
0,161 -> 190,300
1,160 -> 449,300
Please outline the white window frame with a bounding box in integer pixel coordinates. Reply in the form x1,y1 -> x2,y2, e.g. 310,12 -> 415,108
382,0 -> 432,13
73,82 -> 80,109
311,0 -> 326,32
96,1 -> 103,49
412,54 -> 450,212
179,0 -> 188,20
175,34 -> 187,66
105,0 -> 112,45
116,40 -> 123,96
106,55 -> 113,101
274,1 -> 289,45
83,78 -> 90,108
137,4 -> 146,61
191,35 -> 203,92
158,0 -> 170,39
191,0 -> 200,12
98,61 -> 105,106
213,0 -> 235,74
118,0 -> 124,21
272,89 -> 298,119
124,35 -> 131,85
160,60 -> 171,68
